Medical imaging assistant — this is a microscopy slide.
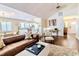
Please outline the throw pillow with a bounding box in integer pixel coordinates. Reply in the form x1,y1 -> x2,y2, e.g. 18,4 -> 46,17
0,35 -> 5,49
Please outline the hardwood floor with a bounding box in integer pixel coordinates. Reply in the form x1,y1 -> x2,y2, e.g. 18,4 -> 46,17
53,36 -> 68,47
53,34 -> 79,51
41,34 -> 79,51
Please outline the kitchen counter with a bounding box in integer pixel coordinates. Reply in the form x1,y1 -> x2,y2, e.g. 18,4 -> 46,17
16,41 -> 79,56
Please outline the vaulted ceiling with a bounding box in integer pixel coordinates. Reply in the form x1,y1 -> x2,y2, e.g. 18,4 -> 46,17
1,3 -> 72,19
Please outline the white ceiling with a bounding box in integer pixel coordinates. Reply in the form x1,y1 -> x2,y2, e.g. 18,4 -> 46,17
1,3 -> 71,19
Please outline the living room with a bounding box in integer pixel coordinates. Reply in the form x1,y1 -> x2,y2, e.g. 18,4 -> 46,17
0,3 -> 79,56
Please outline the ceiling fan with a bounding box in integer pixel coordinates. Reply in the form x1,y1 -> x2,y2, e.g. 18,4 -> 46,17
56,3 -> 67,10
56,3 -> 61,9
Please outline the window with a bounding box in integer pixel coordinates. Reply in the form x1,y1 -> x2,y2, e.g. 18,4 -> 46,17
25,23 -> 30,29
20,23 -> 25,29
30,23 -> 39,33
19,22 -> 40,34
19,23 -> 30,35
1,22 -> 12,32
19,23 -> 30,29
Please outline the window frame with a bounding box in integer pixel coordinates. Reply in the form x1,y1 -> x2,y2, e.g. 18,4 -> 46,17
1,22 -> 12,32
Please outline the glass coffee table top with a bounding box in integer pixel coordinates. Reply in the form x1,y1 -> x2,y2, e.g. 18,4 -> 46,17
26,43 -> 45,55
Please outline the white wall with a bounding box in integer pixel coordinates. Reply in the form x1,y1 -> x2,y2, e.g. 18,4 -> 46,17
76,19 -> 79,37
76,6 -> 79,37
48,12 -> 64,36
48,4 -> 79,36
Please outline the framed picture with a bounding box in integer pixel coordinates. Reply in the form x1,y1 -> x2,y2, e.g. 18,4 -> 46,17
49,19 -> 56,26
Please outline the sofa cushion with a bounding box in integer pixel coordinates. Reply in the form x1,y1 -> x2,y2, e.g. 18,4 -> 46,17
3,35 -> 25,45
31,34 -> 40,39
0,36 -> 5,49
0,39 -> 37,56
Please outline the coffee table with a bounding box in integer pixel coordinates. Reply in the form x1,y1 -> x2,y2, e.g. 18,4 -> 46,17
16,41 -> 50,56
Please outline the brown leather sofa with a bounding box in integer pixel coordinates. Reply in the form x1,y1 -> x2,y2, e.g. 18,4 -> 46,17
0,35 -> 38,56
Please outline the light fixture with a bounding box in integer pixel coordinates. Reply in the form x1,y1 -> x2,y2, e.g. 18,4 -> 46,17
56,3 -> 61,9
